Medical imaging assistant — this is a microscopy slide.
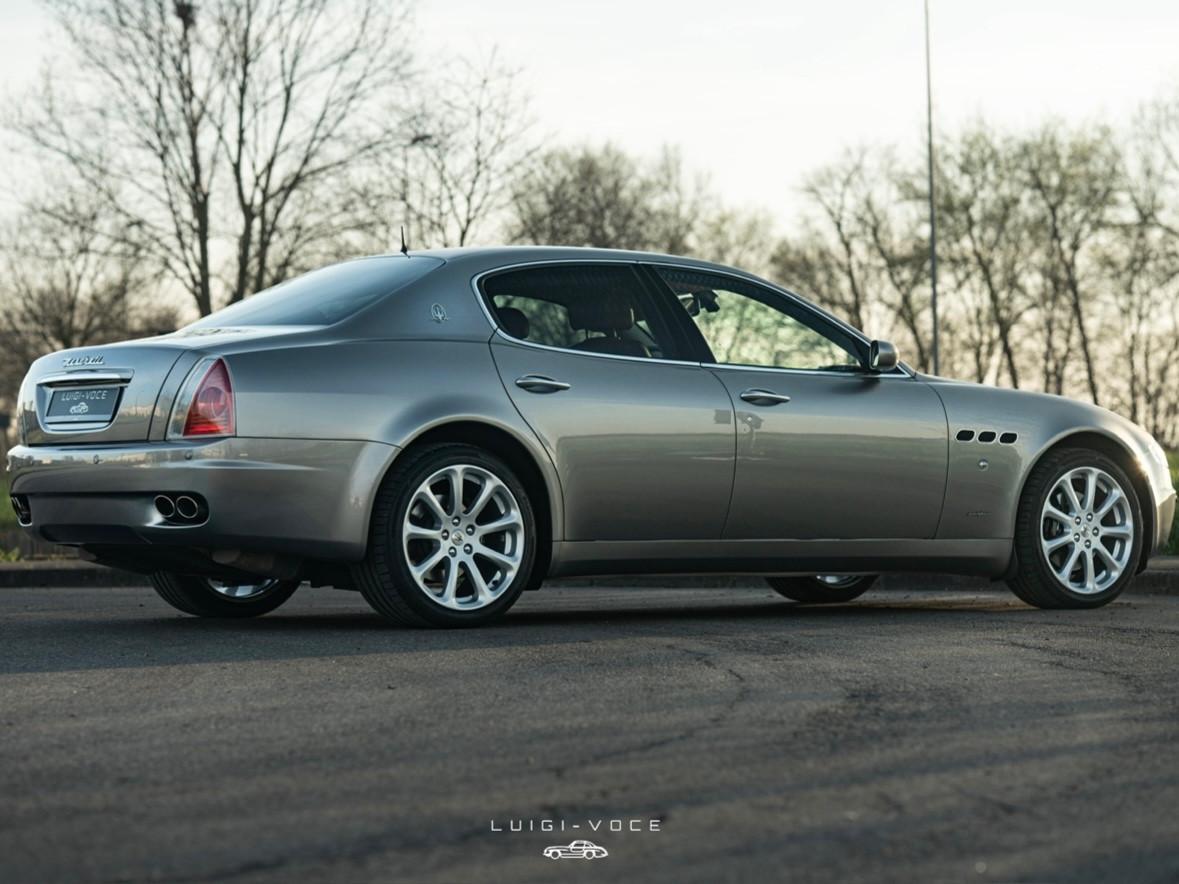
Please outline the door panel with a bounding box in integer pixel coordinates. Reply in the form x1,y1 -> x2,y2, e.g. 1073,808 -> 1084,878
712,368 -> 947,539
646,264 -> 948,542
491,339 -> 735,541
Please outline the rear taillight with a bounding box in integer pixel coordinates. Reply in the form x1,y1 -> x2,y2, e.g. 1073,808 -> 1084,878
168,358 -> 235,439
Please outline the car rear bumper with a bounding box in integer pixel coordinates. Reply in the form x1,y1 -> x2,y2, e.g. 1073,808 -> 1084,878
6,438 -> 397,563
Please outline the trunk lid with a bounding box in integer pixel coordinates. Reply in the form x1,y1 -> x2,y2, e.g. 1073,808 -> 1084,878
16,327 -> 298,445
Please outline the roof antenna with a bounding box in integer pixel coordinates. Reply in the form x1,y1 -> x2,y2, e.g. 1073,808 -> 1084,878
399,225 -> 409,256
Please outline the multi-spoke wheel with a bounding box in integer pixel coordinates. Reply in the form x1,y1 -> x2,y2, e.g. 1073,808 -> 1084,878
402,464 -> 526,610
150,572 -> 299,617
356,444 -> 537,627
766,574 -> 877,604
1039,466 -> 1135,594
1009,448 -> 1143,609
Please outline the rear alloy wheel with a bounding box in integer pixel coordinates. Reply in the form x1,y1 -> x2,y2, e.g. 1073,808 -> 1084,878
150,572 -> 299,617
355,444 -> 537,627
767,574 -> 877,604
1008,448 -> 1143,609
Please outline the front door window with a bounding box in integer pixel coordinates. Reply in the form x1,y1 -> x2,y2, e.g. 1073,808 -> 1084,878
651,266 -> 863,371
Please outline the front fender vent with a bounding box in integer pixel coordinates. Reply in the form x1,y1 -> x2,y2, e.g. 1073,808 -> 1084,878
955,429 -> 1018,445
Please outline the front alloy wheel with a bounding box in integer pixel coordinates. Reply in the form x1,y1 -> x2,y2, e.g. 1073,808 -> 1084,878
1039,466 -> 1135,594
1009,448 -> 1143,609
356,444 -> 537,627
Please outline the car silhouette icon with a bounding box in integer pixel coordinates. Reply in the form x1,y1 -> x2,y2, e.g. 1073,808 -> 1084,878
543,839 -> 608,860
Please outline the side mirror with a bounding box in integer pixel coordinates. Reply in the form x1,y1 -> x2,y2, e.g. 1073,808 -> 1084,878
868,340 -> 898,373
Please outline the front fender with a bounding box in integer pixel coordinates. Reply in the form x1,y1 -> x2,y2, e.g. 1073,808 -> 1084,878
928,381 -> 1161,541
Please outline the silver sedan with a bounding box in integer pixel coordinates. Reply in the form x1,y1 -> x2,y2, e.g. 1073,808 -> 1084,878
7,247 -> 1176,626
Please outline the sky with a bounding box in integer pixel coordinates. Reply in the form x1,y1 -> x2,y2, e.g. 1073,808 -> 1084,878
2,0 -> 1179,221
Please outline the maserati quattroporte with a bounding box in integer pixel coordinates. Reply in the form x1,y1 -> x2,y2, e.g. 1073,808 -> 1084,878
7,247 -> 1175,625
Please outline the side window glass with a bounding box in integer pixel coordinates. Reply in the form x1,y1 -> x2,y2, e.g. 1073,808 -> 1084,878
483,264 -> 678,360
653,267 -> 862,371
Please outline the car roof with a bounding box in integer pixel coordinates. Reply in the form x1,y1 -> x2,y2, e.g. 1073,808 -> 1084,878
405,245 -> 765,281
402,244 -> 879,349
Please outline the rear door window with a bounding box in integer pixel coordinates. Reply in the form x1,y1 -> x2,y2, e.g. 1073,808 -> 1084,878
481,263 -> 684,360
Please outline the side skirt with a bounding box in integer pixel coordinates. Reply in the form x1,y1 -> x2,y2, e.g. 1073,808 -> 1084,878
548,538 -> 1013,580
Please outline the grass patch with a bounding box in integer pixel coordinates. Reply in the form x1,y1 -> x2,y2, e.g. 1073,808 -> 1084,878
0,472 -> 19,560
0,474 -> 15,530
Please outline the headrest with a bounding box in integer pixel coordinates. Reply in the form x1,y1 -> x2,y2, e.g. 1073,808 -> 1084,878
568,294 -> 635,333
497,306 -> 530,340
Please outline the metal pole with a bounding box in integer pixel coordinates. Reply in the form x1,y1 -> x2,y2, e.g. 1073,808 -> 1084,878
924,0 -> 939,375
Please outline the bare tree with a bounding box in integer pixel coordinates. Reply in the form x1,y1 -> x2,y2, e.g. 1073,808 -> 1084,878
508,144 -> 710,253
1104,102 -> 1179,443
342,53 -> 533,254
937,126 -> 1033,387
0,189 -> 177,398
395,55 -> 532,249
214,0 -> 412,302
859,160 -> 932,371
770,232 -> 862,325
14,0 -> 222,314
775,152 -> 934,371
695,207 -> 776,273
787,153 -> 873,330
11,0 -> 414,316
1019,124 -> 1121,405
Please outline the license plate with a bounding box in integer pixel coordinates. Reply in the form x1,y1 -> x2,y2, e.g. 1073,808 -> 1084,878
46,386 -> 121,424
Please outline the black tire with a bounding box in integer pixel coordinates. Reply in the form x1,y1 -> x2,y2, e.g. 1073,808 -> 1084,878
1007,447 -> 1143,609
150,572 -> 299,618
767,574 -> 877,604
354,443 -> 538,628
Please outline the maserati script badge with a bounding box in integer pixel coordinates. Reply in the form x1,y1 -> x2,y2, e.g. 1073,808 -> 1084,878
63,355 -> 105,367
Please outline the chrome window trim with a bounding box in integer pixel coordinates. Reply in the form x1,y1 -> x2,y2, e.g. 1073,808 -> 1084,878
488,329 -> 703,368
706,362 -> 913,380
470,257 -> 914,379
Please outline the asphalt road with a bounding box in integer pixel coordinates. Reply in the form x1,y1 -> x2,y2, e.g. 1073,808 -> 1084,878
3,582 -> 1179,884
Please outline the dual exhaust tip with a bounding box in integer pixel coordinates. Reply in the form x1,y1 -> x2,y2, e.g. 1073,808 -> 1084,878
8,493 -> 204,528
154,493 -> 207,525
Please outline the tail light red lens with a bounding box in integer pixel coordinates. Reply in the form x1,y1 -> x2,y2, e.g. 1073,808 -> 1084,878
182,359 -> 235,437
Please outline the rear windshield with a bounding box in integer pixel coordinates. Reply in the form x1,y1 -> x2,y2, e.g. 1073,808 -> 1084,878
185,256 -> 443,328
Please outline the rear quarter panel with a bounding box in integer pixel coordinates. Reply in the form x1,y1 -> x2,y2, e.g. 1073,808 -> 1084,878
222,337 -> 565,540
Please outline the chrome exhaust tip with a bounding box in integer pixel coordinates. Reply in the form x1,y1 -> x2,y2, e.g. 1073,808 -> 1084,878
154,495 -> 176,519
175,495 -> 200,520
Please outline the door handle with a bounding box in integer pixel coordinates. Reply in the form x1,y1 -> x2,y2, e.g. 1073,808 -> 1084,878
739,388 -> 791,406
515,375 -> 571,394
